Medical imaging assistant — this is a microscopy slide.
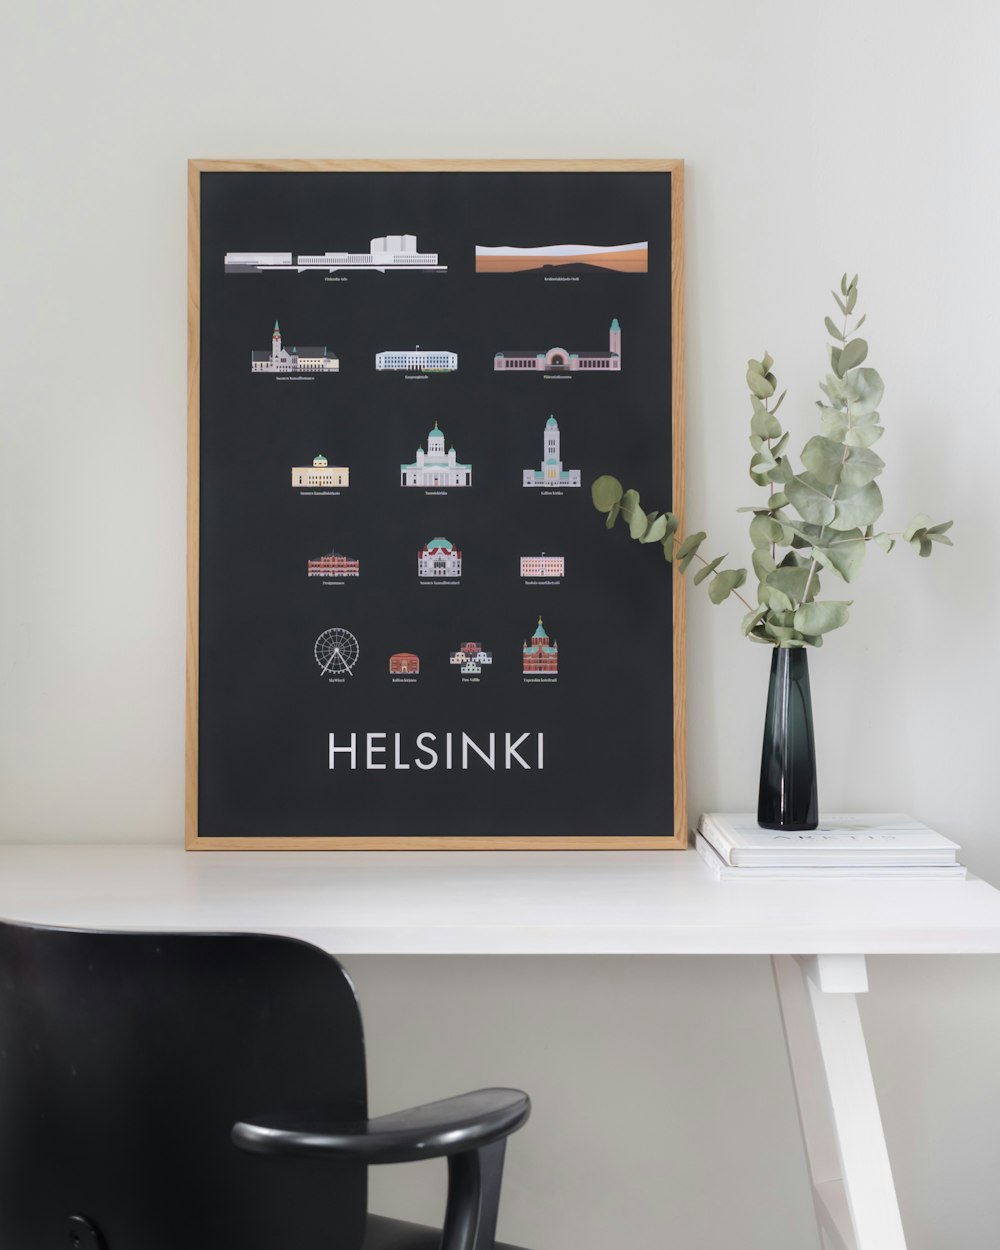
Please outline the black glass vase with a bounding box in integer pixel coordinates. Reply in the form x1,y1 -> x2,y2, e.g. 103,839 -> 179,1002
757,646 -> 818,831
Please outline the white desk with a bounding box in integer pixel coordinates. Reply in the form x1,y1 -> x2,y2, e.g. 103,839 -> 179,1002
2,843 -> 999,1250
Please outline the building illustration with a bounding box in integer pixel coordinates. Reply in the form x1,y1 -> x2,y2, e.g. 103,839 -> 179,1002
520,554 -> 565,578
418,537 -> 462,578
494,318 -> 621,372
401,423 -> 471,487
450,642 -> 493,675
376,346 -> 457,372
292,455 -> 349,488
252,320 -> 339,373
523,617 -> 559,674
308,550 -> 359,578
389,653 -> 420,675
475,242 -> 647,274
225,235 -> 446,274
523,416 -> 580,488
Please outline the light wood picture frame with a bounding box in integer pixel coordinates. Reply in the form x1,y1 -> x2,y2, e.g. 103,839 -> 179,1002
187,159 -> 685,849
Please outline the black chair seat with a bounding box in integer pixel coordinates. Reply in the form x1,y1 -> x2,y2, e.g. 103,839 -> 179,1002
365,1214 -> 529,1250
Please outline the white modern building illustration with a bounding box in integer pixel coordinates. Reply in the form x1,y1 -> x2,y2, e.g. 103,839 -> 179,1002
292,454 -> 349,488
523,416 -> 581,488
252,320 -> 339,373
225,234 -> 446,274
520,554 -> 565,578
376,346 -> 457,372
401,423 -> 471,487
418,537 -> 462,578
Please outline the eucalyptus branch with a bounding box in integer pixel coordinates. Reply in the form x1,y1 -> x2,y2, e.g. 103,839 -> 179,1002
591,275 -> 953,647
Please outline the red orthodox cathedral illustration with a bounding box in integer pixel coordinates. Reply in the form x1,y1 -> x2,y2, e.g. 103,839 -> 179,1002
522,617 -> 558,673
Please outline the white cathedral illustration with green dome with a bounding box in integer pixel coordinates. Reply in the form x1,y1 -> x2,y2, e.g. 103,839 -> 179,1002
523,415 -> 580,488
401,422 -> 472,487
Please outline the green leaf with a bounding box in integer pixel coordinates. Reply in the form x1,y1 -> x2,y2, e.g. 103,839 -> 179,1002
746,369 -> 776,399
824,316 -> 845,342
853,313 -> 867,331
676,531 -> 706,572
873,531 -> 895,553
801,435 -> 846,484
693,555 -> 725,585
839,338 -> 868,372
786,474 -> 836,526
769,490 -> 789,509
772,390 -> 787,414
761,352 -> 773,372
830,480 -> 884,531
801,436 -> 884,490
747,357 -> 765,375
832,290 -> 848,315
815,530 -> 866,582
841,273 -> 850,296
752,547 -> 777,581
662,535 -> 675,561
830,345 -> 843,377
764,622 -> 802,643
767,456 -> 794,486
758,584 -> 794,612
794,600 -> 851,635
766,565 -> 817,603
844,419 -> 884,448
742,605 -> 768,635
903,513 -> 933,542
708,568 -> 747,604
750,402 -> 782,440
750,513 -> 787,548
591,475 -> 624,513
818,404 -> 850,441
605,504 -> 619,529
845,286 -> 858,314
848,367 -> 884,416
642,514 -> 669,544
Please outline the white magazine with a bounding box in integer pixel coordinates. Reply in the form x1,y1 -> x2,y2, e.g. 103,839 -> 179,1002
698,813 -> 960,867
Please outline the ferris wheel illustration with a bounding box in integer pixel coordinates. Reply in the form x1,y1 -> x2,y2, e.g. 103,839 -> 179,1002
314,627 -> 360,677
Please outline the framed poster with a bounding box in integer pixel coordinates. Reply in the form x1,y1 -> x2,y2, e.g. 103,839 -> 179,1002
187,159 -> 685,849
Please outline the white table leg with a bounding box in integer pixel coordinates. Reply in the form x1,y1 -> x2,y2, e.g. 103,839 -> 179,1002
771,954 -> 906,1250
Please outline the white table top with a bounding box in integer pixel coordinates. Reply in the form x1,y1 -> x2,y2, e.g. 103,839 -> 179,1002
1,844 -> 999,955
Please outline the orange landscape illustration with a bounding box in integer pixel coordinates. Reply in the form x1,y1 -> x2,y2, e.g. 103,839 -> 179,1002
475,241 -> 648,274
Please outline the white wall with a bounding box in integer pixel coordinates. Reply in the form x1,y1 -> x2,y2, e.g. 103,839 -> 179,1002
2,1 -> 999,1246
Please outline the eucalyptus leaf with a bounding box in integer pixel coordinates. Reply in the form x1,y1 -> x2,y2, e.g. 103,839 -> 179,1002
793,600 -> 851,635
786,474 -> 837,525
742,605 -> 768,635
766,565 -> 817,603
824,316 -> 845,342
694,555 -> 725,585
848,367 -> 884,416
752,548 -> 777,581
903,513 -> 933,542
816,530 -> 866,582
829,480 -> 884,531
764,622 -> 801,642
750,514 -> 787,547
708,568 -> 747,604
818,405 -> 850,441
840,338 -> 868,372
751,406 -> 782,440
830,345 -> 843,377
873,531 -> 895,553
746,369 -> 776,399
591,475 -> 623,513
642,514 -> 669,544
772,390 -> 787,414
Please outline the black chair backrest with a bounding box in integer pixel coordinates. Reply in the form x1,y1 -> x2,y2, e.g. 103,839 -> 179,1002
0,920 -> 369,1250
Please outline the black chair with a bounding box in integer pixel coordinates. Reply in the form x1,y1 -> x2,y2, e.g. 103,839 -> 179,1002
0,920 -> 531,1250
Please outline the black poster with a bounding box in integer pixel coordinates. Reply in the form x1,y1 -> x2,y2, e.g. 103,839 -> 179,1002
188,161 -> 684,848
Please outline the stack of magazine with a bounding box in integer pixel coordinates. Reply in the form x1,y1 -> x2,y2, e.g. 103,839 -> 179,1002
696,813 -> 966,880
